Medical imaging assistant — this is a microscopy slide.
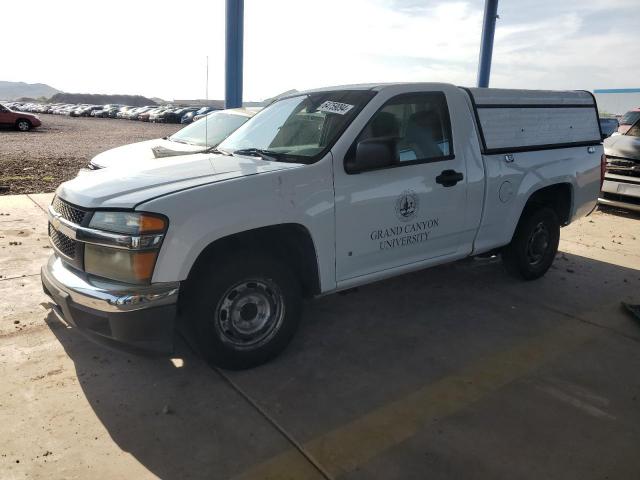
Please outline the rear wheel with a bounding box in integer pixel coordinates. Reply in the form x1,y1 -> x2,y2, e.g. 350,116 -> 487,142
502,207 -> 560,280
186,252 -> 302,369
16,119 -> 31,131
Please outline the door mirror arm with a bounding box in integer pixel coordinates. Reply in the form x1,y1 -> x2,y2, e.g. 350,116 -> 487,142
345,137 -> 399,174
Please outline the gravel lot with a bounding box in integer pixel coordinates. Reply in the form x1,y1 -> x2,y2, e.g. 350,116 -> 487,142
0,115 -> 181,195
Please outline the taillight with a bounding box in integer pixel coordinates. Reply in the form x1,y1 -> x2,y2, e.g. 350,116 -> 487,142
600,153 -> 606,189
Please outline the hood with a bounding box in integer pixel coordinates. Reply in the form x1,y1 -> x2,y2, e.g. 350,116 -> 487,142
604,134 -> 640,161
90,138 -> 204,168
58,153 -> 301,209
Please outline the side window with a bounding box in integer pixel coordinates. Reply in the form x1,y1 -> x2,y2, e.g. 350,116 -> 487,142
358,92 -> 453,163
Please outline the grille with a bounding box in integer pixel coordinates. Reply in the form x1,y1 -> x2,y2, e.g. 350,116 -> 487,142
606,156 -> 640,178
52,196 -> 87,224
49,223 -> 78,259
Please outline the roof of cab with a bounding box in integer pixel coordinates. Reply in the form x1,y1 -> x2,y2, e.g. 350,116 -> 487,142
222,107 -> 259,117
287,83 -> 459,97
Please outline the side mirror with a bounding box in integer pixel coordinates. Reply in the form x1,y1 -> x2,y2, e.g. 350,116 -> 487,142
345,137 -> 398,174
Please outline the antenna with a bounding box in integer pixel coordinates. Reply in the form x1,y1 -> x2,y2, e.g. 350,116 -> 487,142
205,55 -> 209,151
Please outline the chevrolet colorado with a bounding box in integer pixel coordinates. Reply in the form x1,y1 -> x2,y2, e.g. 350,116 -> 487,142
42,83 -> 604,369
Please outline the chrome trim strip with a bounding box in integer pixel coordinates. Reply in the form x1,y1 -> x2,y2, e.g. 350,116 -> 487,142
48,205 -> 164,250
598,197 -> 640,213
44,255 -> 180,312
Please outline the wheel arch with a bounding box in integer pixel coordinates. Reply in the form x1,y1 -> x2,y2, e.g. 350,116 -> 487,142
183,223 -> 321,299
521,182 -> 573,226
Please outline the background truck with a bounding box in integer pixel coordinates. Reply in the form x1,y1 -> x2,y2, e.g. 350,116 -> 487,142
42,83 -> 604,369
600,118 -> 640,212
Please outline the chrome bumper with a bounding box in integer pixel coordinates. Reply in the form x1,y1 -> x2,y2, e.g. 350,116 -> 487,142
598,197 -> 640,213
43,255 -> 179,311
42,255 -> 179,353
599,176 -> 640,213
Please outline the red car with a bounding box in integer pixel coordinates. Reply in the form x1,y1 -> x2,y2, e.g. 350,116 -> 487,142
0,104 -> 42,131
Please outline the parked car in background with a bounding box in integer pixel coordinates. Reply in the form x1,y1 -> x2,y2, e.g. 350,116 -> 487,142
161,107 -> 199,124
86,108 -> 256,169
148,107 -> 173,123
181,106 -> 216,124
117,106 -> 136,119
600,118 -> 640,212
138,107 -> 162,122
100,106 -> 120,118
599,117 -> 619,138
0,103 -> 42,131
127,106 -> 155,120
617,108 -> 640,135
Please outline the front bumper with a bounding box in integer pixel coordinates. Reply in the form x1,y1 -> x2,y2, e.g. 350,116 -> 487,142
41,255 -> 179,354
599,175 -> 640,213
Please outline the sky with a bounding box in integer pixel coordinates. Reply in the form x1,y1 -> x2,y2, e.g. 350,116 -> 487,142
1,0 -> 638,102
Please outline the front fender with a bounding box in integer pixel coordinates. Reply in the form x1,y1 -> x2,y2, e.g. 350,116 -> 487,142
140,158 -> 337,293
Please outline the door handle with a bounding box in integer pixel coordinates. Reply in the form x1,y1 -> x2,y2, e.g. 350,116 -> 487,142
435,169 -> 464,187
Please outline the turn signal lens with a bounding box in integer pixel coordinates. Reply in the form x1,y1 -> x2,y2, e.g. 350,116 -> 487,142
139,214 -> 167,233
132,251 -> 158,281
600,153 -> 606,189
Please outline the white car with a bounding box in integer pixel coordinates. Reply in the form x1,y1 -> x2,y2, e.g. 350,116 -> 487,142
87,108 -> 257,169
43,83 -> 603,369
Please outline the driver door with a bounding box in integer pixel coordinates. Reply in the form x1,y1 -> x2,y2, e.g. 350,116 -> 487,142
333,91 -> 470,282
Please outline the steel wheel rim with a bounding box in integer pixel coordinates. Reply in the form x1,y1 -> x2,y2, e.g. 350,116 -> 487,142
526,221 -> 550,266
214,278 -> 285,349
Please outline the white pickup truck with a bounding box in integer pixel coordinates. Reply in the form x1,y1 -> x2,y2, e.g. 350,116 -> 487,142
42,83 -> 604,369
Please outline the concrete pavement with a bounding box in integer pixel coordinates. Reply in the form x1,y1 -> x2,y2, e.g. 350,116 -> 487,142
1,193 -> 639,479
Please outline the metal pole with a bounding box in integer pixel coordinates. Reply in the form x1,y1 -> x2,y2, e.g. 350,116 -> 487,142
477,0 -> 498,88
225,0 -> 244,108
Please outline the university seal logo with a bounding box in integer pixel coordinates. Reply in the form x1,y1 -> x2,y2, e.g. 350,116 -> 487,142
395,190 -> 419,222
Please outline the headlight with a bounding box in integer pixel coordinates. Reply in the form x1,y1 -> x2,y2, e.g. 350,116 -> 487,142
89,211 -> 167,235
84,212 -> 168,284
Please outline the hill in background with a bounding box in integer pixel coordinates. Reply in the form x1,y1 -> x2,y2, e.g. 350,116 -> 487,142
49,93 -> 157,106
0,81 -> 60,100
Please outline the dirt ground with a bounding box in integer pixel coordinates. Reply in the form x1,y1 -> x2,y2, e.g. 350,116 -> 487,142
0,115 -> 181,195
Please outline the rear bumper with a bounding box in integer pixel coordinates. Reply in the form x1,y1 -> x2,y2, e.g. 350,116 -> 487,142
41,255 -> 179,354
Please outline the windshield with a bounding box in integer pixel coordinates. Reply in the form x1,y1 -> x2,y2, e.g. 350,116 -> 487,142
218,90 -> 375,162
620,111 -> 640,126
626,118 -> 640,137
168,111 -> 250,147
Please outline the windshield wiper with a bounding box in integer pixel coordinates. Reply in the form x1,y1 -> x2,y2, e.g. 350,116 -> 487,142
232,148 -> 292,162
205,146 -> 231,155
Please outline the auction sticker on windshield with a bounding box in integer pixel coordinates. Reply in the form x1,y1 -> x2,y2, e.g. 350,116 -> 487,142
318,101 -> 354,115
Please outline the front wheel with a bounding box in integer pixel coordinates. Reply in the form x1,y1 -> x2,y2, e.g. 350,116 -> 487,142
502,207 -> 560,280
185,252 -> 302,370
16,119 -> 31,131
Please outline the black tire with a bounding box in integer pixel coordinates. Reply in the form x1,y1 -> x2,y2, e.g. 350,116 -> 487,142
15,119 -> 31,132
502,207 -> 560,280
186,252 -> 302,370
